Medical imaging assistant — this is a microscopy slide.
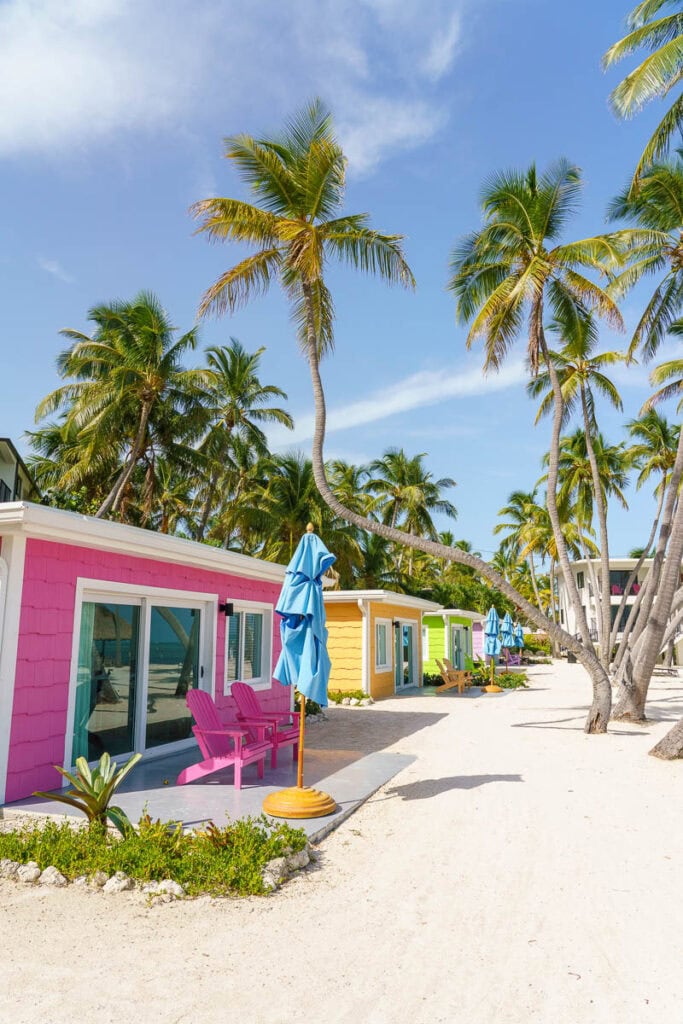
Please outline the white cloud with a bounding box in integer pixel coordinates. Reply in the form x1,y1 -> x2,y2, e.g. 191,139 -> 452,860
37,257 -> 74,284
422,13 -> 462,80
0,0 -> 466,173
269,358 -> 527,447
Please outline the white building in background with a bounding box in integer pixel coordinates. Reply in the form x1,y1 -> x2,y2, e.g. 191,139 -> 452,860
557,557 -> 683,661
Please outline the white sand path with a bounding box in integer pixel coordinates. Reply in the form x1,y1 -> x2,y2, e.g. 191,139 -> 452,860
1,660 -> 682,1024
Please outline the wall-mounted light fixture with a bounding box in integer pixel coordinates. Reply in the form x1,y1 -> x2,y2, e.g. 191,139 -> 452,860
219,601 -> 234,617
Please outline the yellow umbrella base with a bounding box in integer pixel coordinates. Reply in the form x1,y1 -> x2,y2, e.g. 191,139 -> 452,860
263,786 -> 337,819
483,684 -> 504,693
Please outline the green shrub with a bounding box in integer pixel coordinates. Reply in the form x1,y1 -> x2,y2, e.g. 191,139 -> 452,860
327,688 -> 366,703
523,634 -> 551,655
422,673 -> 444,687
493,671 -> 529,689
0,813 -> 307,897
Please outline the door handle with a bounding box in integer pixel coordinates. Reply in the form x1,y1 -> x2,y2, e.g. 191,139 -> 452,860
200,666 -> 204,679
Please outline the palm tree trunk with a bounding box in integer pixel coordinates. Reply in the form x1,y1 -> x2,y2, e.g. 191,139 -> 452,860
196,471 -> 219,542
302,287 -> 612,732
613,427 -> 683,721
527,555 -> 545,614
96,400 -> 153,518
580,387 -> 611,672
609,482 -> 665,661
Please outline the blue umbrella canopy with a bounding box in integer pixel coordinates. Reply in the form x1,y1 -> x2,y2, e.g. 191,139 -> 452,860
483,606 -> 501,657
501,612 -> 515,649
514,623 -> 525,649
273,530 -> 336,708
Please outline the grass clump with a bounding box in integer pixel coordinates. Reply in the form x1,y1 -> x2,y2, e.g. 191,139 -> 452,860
327,689 -> 366,703
0,813 -> 307,896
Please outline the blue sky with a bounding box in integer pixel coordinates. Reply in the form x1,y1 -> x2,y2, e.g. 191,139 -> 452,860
0,0 -> 677,558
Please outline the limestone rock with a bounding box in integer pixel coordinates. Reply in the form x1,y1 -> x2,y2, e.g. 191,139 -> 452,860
89,870 -> 109,889
262,856 -> 289,892
103,871 -> 134,894
72,875 -> 89,887
349,697 -> 360,706
0,859 -> 19,879
341,697 -> 351,706
143,879 -> 185,898
39,866 -> 67,887
360,698 -> 373,706
286,847 -> 310,872
17,862 -> 41,884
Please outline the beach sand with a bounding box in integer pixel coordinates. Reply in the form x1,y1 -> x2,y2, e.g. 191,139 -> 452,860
1,660 -> 682,1024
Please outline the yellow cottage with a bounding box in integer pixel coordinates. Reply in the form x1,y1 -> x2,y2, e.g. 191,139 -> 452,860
323,590 -> 441,699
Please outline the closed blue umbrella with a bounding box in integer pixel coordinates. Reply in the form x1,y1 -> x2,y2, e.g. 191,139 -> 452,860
273,529 -> 336,708
483,606 -> 502,692
514,623 -> 525,649
264,526 -> 337,819
501,611 -> 515,669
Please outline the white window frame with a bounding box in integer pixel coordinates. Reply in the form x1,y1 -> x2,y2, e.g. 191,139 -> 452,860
224,598 -> 274,694
66,578 -> 218,769
375,618 -> 393,673
422,624 -> 429,662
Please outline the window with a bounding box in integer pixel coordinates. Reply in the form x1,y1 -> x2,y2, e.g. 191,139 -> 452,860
422,625 -> 429,662
375,619 -> 392,672
225,602 -> 272,691
576,571 -> 584,590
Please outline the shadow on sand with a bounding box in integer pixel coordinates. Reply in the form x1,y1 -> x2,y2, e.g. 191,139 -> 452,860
385,773 -> 523,800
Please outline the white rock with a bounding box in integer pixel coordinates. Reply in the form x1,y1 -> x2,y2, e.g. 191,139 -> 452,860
286,848 -> 310,872
17,862 -> 41,884
103,871 -> 134,894
341,697 -> 351,706
261,856 -> 289,892
360,698 -> 373,707
158,879 -> 185,898
89,870 -> 109,889
39,866 -> 67,887
72,875 -> 89,887
0,859 -> 19,878
349,697 -> 360,706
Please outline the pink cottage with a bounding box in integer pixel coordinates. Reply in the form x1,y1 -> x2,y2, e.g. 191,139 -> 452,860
0,502 -> 288,803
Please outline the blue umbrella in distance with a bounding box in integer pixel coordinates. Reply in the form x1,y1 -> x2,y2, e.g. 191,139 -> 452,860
501,612 -> 515,668
483,606 -> 502,691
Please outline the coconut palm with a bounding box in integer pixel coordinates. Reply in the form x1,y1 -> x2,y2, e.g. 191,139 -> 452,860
528,312 -> 627,665
366,449 -> 457,535
36,293 -> 202,518
194,339 -> 293,539
447,158 -> 637,726
494,490 -> 547,613
195,105 -> 623,733
608,155 -> 683,358
603,0 -> 683,187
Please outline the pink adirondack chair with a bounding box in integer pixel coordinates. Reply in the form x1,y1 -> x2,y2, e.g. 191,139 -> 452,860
231,681 -> 300,769
177,689 -> 272,789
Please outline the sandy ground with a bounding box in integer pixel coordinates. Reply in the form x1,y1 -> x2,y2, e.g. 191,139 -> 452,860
1,660 -> 682,1024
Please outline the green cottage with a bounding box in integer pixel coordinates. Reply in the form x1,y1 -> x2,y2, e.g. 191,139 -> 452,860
422,609 -> 485,675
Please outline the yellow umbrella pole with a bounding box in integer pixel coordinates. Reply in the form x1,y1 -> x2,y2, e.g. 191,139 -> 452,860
263,690 -> 336,819
483,654 -> 503,694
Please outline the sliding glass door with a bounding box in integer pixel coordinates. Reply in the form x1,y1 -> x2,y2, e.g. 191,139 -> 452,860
71,592 -> 211,766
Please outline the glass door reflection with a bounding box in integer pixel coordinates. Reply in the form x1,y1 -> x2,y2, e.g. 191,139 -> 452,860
145,606 -> 201,749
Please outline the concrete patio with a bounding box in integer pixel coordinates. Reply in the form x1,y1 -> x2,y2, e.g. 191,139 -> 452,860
1,703 -> 448,840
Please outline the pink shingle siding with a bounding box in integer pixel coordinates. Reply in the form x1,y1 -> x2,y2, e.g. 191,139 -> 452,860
5,537 -> 284,801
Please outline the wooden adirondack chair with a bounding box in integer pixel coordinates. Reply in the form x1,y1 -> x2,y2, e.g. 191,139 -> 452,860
177,689 -> 272,789
434,658 -> 471,695
231,681 -> 300,769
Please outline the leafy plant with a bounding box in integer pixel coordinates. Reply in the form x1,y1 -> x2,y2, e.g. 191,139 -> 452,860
0,813 -> 308,897
524,634 -> 551,655
327,688 -> 366,704
33,752 -> 142,836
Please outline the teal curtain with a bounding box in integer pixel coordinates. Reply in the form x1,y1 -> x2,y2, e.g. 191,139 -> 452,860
72,601 -> 96,762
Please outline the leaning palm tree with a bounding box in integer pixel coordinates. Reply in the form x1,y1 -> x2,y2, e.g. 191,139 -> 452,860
603,0 -> 683,188
448,159 -> 634,728
193,104 -> 621,733
36,293 -> 202,518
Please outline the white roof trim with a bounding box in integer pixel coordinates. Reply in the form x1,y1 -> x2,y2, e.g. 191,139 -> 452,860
428,608 -> 485,622
0,502 -> 286,583
323,589 -> 441,612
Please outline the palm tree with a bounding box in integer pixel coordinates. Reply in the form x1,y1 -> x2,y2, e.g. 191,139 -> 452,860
194,339 -> 293,539
494,490 -> 547,613
194,105 -> 620,734
603,1 -> 683,188
448,159 -> 633,728
529,311 -> 627,667
608,155 -> 683,358
327,459 -> 375,518
353,532 -> 403,591
36,293 -> 202,518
